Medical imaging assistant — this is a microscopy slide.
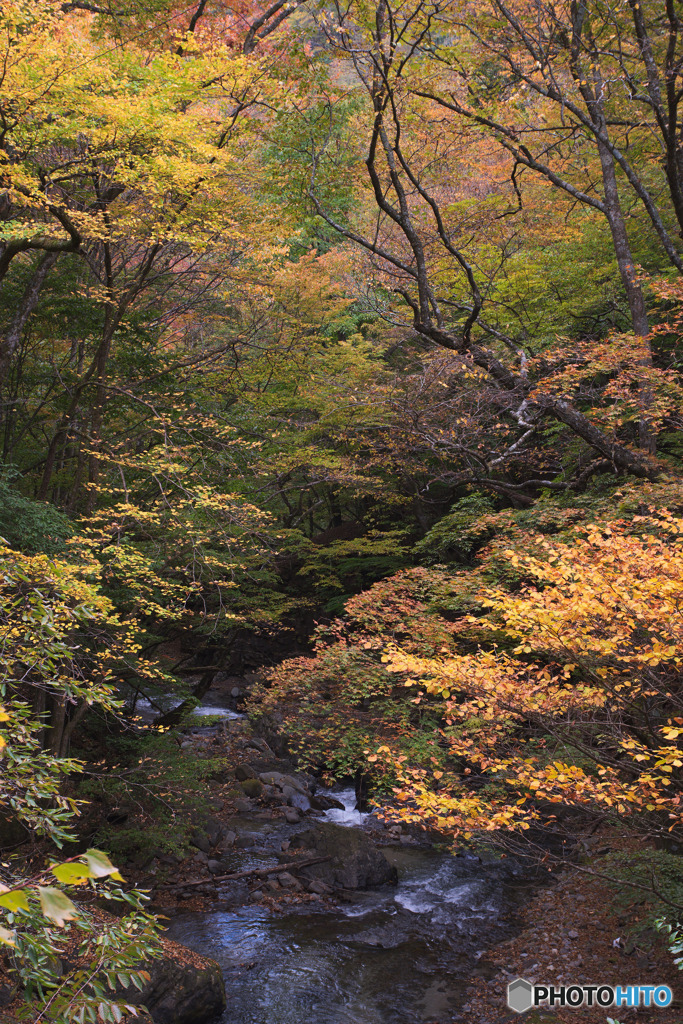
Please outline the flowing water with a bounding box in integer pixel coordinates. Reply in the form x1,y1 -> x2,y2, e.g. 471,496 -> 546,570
165,786 -> 528,1023
320,788 -> 371,828
132,693 -> 244,722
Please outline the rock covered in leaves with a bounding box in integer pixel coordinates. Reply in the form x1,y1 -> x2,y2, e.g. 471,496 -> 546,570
119,947 -> 226,1024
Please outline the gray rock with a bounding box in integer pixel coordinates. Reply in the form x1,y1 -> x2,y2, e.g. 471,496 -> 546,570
310,794 -> 346,812
234,799 -> 252,814
290,791 -> 311,812
258,771 -> 308,795
205,820 -> 223,846
235,833 -> 261,849
207,859 -> 223,874
234,764 -> 257,781
290,823 -> 397,889
307,879 -> 331,895
190,833 -> 210,854
260,784 -> 284,805
283,807 -> 301,824
231,687 -> 241,698
277,872 -> 302,890
247,737 -> 272,754
218,830 -> 236,850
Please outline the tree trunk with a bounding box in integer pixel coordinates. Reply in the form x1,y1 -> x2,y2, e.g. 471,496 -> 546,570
0,252 -> 58,388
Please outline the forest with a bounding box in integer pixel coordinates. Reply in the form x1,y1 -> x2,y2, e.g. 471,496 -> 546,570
1,0 -> 683,1021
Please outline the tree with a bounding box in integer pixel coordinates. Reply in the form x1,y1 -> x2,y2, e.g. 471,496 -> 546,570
274,0 -> 683,479
0,629 -> 161,1022
252,490 -> 683,852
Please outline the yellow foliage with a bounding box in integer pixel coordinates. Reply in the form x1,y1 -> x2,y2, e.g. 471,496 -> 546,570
381,514 -> 683,841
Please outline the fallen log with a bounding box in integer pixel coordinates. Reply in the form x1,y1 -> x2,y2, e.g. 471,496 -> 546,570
154,855 -> 330,891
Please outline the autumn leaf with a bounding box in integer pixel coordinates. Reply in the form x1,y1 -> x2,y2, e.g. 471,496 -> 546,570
38,887 -> 79,926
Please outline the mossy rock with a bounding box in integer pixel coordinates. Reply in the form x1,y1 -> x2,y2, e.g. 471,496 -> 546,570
240,779 -> 263,799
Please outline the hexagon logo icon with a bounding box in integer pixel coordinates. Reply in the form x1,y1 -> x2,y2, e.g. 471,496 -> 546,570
507,977 -> 534,1014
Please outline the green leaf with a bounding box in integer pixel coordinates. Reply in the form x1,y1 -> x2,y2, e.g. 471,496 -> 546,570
38,886 -> 79,926
0,889 -> 30,913
52,861 -> 94,885
83,849 -> 124,881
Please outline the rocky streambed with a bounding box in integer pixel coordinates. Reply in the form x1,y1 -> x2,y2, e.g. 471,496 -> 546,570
135,695 -> 539,1024
165,815 -> 527,1024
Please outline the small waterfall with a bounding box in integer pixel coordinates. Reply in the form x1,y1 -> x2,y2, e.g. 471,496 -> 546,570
321,787 -> 370,827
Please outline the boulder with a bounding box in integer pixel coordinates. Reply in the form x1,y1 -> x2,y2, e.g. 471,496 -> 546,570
306,879 -> 331,895
260,784 -> 284,805
258,772 -> 308,795
289,791 -> 311,812
189,832 -> 210,854
234,764 -> 257,781
218,830 -> 236,850
253,712 -> 288,757
290,823 -> 397,889
189,816 -> 222,847
277,872 -> 302,890
310,794 -> 345,812
246,737 -> 272,754
234,832 -> 261,849
120,947 -> 225,1024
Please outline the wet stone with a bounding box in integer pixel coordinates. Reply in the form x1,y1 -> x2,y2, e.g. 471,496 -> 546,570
234,833 -> 261,849
190,833 -> 211,854
277,872 -> 302,890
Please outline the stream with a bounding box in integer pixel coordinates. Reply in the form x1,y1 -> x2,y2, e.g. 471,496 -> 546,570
165,786 -> 529,1023
130,688 -> 531,1022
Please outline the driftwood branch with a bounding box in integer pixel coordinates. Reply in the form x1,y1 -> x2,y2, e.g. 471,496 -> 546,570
154,855 -> 330,890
